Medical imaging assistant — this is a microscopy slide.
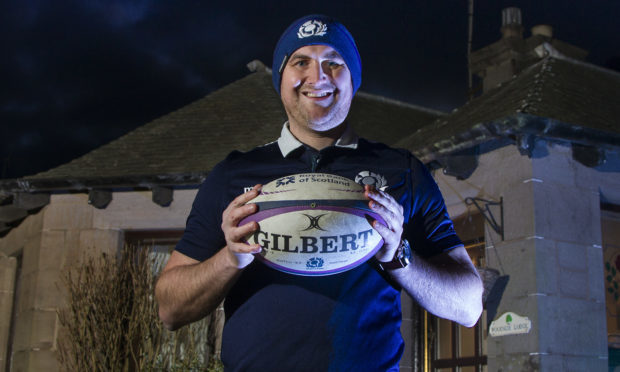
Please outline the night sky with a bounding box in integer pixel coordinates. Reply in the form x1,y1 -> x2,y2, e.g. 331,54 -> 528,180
1,0 -> 618,179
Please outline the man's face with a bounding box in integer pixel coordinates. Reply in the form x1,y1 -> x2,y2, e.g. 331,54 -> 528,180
280,44 -> 353,133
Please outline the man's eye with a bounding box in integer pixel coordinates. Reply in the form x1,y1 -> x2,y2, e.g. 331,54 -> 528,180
327,61 -> 342,68
294,60 -> 308,67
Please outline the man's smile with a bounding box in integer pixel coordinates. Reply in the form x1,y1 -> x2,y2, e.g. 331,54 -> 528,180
302,90 -> 333,100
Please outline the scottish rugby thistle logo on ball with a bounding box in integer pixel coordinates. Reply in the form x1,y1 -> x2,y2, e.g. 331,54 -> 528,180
239,173 -> 385,276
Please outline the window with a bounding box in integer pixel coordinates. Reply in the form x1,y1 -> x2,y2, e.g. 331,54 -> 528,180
125,230 -> 183,272
601,203 -> 620,370
124,230 -> 224,366
428,309 -> 488,372
422,213 -> 488,372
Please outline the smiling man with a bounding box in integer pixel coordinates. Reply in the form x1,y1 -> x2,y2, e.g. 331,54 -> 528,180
280,45 -> 353,142
155,14 -> 483,371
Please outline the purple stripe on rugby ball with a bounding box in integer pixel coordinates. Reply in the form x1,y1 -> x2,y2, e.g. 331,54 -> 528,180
255,244 -> 383,276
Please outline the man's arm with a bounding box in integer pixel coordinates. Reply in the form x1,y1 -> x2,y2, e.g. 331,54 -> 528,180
389,246 -> 483,327
155,185 -> 262,331
366,186 -> 483,327
156,249 -> 241,331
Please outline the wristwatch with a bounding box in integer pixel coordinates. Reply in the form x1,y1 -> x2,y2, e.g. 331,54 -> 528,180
377,239 -> 411,271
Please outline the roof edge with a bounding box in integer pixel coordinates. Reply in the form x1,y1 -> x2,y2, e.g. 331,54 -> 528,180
354,91 -> 447,116
0,172 -> 208,193
414,113 -> 620,163
538,43 -> 620,79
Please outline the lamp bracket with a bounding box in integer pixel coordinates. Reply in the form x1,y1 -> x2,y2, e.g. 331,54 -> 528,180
465,197 -> 504,240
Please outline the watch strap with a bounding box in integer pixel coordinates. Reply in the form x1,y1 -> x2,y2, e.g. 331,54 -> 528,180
377,239 -> 411,271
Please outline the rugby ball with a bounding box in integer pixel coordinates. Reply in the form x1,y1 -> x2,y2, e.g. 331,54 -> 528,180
239,173 -> 385,276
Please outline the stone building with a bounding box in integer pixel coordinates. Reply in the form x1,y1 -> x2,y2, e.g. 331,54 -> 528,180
392,8 -> 620,371
1,7 -> 619,372
0,63 -> 442,371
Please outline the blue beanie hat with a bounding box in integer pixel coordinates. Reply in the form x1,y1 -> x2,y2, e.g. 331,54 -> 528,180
272,14 -> 362,95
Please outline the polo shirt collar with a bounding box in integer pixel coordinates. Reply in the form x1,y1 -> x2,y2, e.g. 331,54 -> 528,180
277,122 -> 359,158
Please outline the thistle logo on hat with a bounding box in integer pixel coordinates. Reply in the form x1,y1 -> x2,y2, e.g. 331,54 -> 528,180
297,20 -> 327,38
272,14 -> 362,95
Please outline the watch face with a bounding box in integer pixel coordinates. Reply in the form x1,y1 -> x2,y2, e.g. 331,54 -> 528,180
401,239 -> 411,259
400,239 -> 411,266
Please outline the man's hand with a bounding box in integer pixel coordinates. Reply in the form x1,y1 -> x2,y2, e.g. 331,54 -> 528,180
364,185 -> 404,263
221,184 -> 263,269
157,185 -> 263,330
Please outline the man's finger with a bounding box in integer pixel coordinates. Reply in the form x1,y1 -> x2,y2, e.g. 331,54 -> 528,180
366,188 -> 400,213
369,200 -> 397,230
231,184 -> 262,207
225,203 -> 258,225
226,244 -> 259,269
371,218 -> 399,247
231,242 -> 262,255
227,221 -> 259,243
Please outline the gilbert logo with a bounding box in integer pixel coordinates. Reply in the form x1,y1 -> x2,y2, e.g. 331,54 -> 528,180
297,20 -> 327,38
301,214 -> 327,232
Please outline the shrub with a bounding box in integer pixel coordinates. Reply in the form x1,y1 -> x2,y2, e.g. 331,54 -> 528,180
57,245 -> 222,372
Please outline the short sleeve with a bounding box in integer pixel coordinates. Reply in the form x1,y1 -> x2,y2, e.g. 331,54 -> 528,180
407,157 -> 462,258
175,161 -> 229,261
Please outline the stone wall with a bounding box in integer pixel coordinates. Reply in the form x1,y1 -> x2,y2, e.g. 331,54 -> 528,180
434,142 -> 617,371
0,189 -> 196,372
528,142 -> 608,370
0,255 -> 17,372
0,212 -> 43,372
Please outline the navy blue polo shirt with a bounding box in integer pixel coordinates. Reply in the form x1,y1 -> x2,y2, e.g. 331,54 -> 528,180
176,124 -> 462,371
